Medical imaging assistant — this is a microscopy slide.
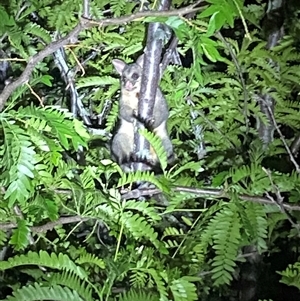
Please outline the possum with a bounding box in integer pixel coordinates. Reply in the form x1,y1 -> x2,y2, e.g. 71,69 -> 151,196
111,56 -> 173,169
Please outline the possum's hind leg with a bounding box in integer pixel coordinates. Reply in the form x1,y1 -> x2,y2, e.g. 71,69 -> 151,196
111,132 -> 134,165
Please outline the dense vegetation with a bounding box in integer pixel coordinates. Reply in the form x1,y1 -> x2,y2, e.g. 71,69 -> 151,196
0,0 -> 300,300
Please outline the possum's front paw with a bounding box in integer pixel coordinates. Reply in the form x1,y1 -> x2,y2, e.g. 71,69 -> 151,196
133,112 -> 155,129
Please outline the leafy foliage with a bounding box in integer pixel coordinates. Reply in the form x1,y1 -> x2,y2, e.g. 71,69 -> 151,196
0,0 -> 299,301
278,262 -> 300,290
4,284 -> 84,301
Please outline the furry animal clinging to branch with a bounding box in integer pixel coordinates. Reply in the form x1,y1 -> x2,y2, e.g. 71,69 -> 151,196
111,56 -> 173,170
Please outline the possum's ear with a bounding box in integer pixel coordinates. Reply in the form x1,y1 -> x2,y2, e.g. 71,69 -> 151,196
136,54 -> 144,67
112,59 -> 126,75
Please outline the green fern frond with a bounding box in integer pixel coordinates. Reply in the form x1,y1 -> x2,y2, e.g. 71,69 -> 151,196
47,271 -> 94,301
0,5 -> 15,30
111,0 -> 126,17
105,101 -> 119,133
50,160 -> 77,185
278,262 -> 300,290
120,212 -> 167,253
76,252 -> 105,269
146,268 -> 168,300
139,128 -> 168,171
207,204 -> 242,286
79,167 -> 96,190
123,199 -> 161,222
17,105 -> 89,150
240,202 -> 268,251
94,202 -> 115,221
198,203 -> 224,253
163,226 -> 185,238
77,76 -> 119,88
230,165 -> 252,184
0,230 -> 7,246
39,106 -> 89,149
164,239 -> 180,249
47,1 -> 77,31
122,43 -> 143,56
18,268 -> 46,280
274,171 -> 300,193
117,170 -> 165,191
3,283 -> 84,301
229,162 -> 270,195
0,251 -> 87,279
170,161 -> 205,179
118,289 -> 158,301
129,267 -> 149,288
170,277 -> 198,301
2,123 -> 36,205
24,23 -> 51,43
10,219 -> 30,250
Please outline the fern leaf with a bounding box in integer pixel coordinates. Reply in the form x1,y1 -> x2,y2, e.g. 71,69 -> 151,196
117,170 -> 165,192
105,101 -> 119,133
139,128 -> 168,171
170,277 -> 197,301
209,204 -> 241,286
120,212 -> 167,253
2,124 -> 36,206
119,289 -> 158,301
10,219 -> 30,250
240,202 -> 268,251
48,271 -> 94,301
278,262 -> 300,290
24,23 -> 51,43
124,199 -> 161,222
3,283 -> 84,301
18,105 -> 89,150
77,76 -> 119,88
147,268 -> 168,301
76,253 -> 105,269
122,43 -> 143,56
0,251 -> 87,279
163,227 -> 185,237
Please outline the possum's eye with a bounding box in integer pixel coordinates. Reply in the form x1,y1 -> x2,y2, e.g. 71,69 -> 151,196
131,73 -> 139,81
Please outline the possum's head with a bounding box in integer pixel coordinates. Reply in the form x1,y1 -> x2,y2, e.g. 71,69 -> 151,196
112,59 -> 142,91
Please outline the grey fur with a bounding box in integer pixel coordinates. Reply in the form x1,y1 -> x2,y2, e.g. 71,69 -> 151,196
111,57 -> 173,167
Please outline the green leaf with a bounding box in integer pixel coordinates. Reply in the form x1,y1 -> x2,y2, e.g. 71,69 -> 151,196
77,76 -> 119,88
0,251 -> 87,279
10,219 -> 30,250
206,12 -> 219,37
165,16 -> 185,29
4,283 -> 84,301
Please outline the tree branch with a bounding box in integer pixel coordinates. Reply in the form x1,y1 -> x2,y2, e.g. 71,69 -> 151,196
0,215 -> 88,232
120,185 -> 300,211
134,0 -> 171,170
2,179 -> 300,233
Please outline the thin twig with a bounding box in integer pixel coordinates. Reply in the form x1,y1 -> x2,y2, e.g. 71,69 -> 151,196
0,215 -> 88,232
25,83 -> 44,106
263,96 -> 300,173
